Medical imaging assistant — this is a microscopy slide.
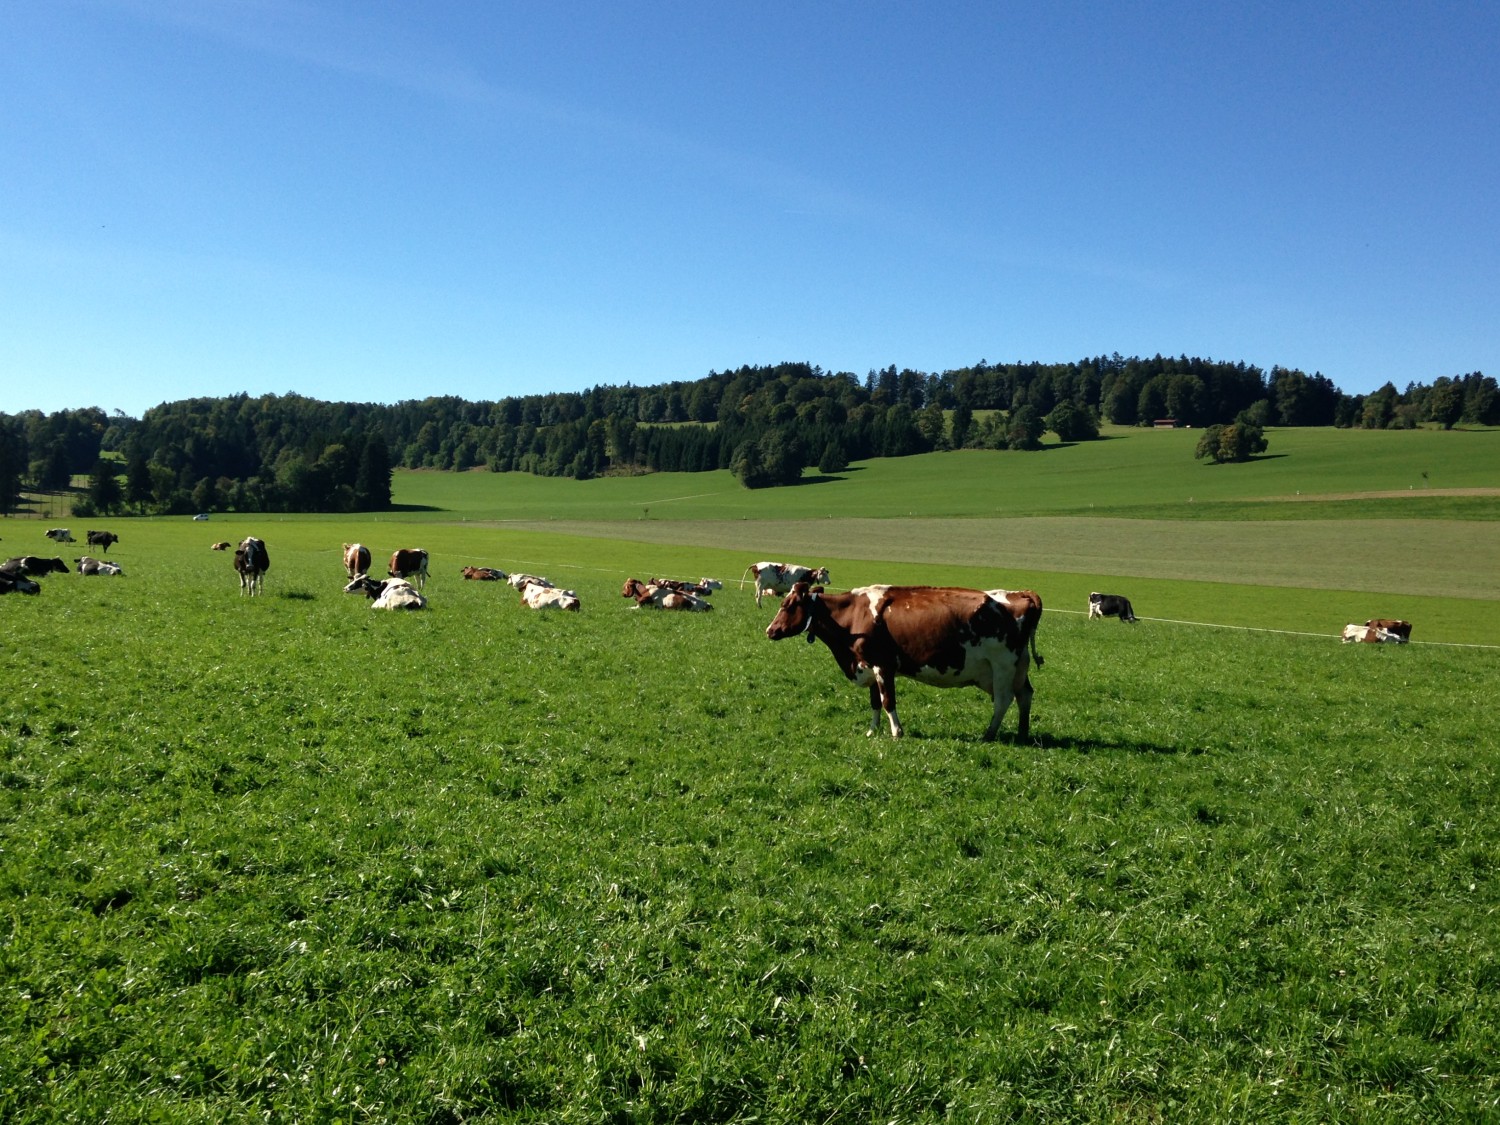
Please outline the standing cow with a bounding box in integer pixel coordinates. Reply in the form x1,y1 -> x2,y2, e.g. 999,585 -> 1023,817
766,583 -> 1043,741
741,561 -> 832,607
343,542 -> 372,579
389,548 -> 429,590
45,528 -> 74,543
86,530 -> 120,554
1088,591 -> 1137,622
235,537 -> 270,596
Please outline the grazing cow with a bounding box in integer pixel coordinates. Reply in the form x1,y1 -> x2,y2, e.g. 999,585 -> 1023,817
766,583 -> 1043,741
1365,618 -> 1412,643
741,561 -> 832,606
211,541 -> 232,551
388,548 -> 429,590
45,528 -> 74,543
623,577 -> 713,611
235,537 -> 270,596
1088,591 -> 1137,622
342,542 -> 372,579
345,575 -> 428,610
75,556 -> 124,576
461,566 -> 507,581
0,573 -> 41,595
2,556 -> 70,577
86,530 -> 119,554
516,576 -> 579,611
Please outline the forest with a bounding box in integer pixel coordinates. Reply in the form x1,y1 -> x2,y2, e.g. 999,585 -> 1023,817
2,355 -> 1495,516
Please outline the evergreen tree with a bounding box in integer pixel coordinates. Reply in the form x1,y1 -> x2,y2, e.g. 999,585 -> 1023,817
355,432 -> 393,509
87,459 -> 123,514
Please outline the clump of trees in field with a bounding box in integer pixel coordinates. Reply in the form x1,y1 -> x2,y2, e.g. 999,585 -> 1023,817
2,358 -> 1495,511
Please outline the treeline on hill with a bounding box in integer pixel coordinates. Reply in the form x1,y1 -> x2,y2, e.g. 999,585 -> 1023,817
1,357 -> 1495,516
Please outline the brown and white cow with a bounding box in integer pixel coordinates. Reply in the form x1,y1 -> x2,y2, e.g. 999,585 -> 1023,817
343,542 -> 372,579
2,556 -> 70,577
45,528 -> 74,543
461,566 -> 507,581
622,577 -> 713,611
518,578 -> 580,611
1365,618 -> 1412,643
767,583 -> 1043,741
345,575 -> 427,610
86,530 -> 119,554
741,561 -> 832,607
507,572 -> 553,591
211,541 -> 232,551
235,537 -> 270,596
388,548 -> 429,590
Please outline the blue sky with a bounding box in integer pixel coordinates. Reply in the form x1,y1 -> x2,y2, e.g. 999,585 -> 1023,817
3,1 -> 1496,418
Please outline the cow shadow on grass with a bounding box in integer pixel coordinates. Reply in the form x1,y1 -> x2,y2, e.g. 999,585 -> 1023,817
902,730 -> 1186,755
385,502 -> 443,512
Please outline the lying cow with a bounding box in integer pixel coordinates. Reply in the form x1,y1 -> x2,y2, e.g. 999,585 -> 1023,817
1,556 -> 70,577
1365,618 -> 1412,643
75,556 -> 124,576
507,572 -> 554,591
211,541 -> 232,551
345,575 -> 428,610
1342,623 -> 1403,644
0,572 -> 41,595
517,576 -> 580,611
45,528 -> 74,543
648,577 -> 718,597
1088,591 -> 1137,622
622,578 -> 713,611
766,582 -> 1042,741
461,566 -> 507,581
741,561 -> 832,607
343,542 -> 372,579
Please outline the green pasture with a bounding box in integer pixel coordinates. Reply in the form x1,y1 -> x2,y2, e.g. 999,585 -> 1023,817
3,426 -> 1498,1121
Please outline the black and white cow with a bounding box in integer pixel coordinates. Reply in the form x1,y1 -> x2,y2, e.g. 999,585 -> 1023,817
86,530 -> 120,554
1087,591 -> 1137,622
235,537 -> 270,596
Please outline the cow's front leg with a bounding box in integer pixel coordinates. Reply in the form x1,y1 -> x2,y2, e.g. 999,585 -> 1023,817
867,671 -> 902,738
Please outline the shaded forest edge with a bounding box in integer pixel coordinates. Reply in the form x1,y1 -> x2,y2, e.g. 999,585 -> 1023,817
3,355 -> 1495,516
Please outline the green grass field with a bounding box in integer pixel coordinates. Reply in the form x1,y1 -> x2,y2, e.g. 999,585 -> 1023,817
3,427 -> 1497,1121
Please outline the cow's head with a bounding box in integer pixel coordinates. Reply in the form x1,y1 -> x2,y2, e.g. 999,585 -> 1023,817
810,567 -> 831,584
766,582 -> 821,642
344,575 -> 387,599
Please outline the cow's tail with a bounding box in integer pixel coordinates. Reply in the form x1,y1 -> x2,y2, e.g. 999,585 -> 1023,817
1022,601 -> 1044,667
739,564 -> 756,590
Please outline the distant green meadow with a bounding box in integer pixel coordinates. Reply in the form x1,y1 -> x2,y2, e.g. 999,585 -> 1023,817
3,427 -> 1498,1121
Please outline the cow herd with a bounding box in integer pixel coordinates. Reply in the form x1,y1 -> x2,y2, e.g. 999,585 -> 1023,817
2,528 -> 127,594
7,527 -> 1420,743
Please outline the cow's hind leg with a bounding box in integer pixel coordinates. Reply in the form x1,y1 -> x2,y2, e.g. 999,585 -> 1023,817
982,665 -> 1015,741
